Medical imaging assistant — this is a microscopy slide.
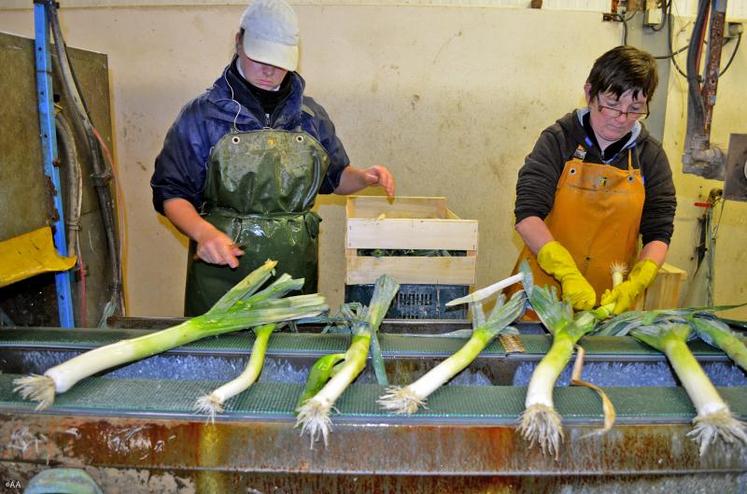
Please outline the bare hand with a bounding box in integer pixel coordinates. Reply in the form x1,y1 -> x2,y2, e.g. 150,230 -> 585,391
194,226 -> 244,268
364,165 -> 395,197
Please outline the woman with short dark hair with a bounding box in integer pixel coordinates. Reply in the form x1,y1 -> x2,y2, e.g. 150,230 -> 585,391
512,45 -> 676,315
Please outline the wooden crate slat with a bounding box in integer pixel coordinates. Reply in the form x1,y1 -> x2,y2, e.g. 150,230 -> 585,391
346,218 -> 478,250
346,196 -> 448,219
345,255 -> 477,285
345,196 -> 478,287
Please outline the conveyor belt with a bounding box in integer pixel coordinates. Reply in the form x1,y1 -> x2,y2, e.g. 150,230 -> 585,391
0,326 -> 738,359
1,374 -> 746,424
0,327 -> 745,423
1,324 -> 746,491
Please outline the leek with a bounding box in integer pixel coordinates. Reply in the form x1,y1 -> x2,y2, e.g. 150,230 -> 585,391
595,302 -> 747,337
689,316 -> 747,372
296,274 -> 398,446
519,261 -> 627,456
444,272 -> 524,307
378,287 -> 525,414
14,260 -> 328,410
194,322 -> 278,421
518,263 -> 597,458
631,323 -> 747,455
590,262 -> 627,320
295,353 -> 346,410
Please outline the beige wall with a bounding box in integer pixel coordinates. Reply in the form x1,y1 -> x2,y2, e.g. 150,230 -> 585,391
1,6 -> 745,318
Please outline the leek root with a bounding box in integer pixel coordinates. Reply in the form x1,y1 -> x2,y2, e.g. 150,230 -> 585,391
194,322 -> 278,421
633,323 -> 747,455
518,262 -> 597,458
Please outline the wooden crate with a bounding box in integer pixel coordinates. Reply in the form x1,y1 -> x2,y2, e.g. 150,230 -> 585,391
643,263 -> 687,310
345,196 -> 478,285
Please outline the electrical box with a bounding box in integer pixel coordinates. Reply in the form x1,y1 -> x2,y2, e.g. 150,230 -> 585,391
723,133 -> 747,202
643,1 -> 664,27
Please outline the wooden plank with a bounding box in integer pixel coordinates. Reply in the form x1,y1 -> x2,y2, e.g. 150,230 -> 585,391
345,256 -> 477,285
643,263 -> 688,310
346,196 -> 448,219
346,218 -> 478,250
345,195 -> 478,286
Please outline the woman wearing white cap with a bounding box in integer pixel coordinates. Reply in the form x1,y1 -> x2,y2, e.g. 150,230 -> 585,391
151,0 -> 395,316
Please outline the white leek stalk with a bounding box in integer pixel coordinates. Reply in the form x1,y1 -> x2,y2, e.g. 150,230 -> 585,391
632,323 -> 747,455
518,262 -> 597,458
295,353 -> 347,410
14,260 -> 328,410
521,261 -> 625,454
296,275 -> 398,447
378,288 -> 525,414
519,313 -> 596,458
194,322 -> 277,421
444,273 -> 524,307
590,262 -> 627,320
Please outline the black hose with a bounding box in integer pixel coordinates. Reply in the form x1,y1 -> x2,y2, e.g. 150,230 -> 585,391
46,1 -> 124,323
719,32 -> 742,77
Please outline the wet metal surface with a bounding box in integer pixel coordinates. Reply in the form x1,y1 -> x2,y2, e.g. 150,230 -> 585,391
1,324 -> 746,492
1,413 -> 746,478
2,462 -> 744,494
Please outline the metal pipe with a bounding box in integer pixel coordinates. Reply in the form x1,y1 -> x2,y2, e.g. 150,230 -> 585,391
682,0 -> 728,178
33,0 -> 74,328
701,0 -> 728,137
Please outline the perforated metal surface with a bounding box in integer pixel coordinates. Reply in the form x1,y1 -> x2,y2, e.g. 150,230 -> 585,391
1,374 -> 746,423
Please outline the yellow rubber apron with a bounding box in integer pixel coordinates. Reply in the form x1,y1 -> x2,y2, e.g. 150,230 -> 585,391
512,147 -> 645,299
184,129 -> 330,316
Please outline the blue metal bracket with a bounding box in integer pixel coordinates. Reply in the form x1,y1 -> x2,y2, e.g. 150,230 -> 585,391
34,0 -> 75,328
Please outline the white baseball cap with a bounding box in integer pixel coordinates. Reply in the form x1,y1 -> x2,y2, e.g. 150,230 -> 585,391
240,0 -> 299,72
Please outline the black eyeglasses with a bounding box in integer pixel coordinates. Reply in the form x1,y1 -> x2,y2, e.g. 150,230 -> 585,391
596,101 -> 649,120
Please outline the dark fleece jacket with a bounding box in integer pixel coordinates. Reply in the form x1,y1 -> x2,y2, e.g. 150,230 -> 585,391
514,109 -> 676,245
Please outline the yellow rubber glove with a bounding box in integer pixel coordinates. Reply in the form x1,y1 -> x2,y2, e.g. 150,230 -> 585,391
600,259 -> 659,315
536,241 -> 596,310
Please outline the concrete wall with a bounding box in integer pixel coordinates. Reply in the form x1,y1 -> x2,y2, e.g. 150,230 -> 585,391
1,4 -> 745,318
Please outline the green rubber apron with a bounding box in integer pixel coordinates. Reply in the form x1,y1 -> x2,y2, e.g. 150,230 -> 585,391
184,129 -> 330,316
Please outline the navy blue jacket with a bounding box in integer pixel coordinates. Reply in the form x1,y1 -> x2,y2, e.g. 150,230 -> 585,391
151,66 -> 350,215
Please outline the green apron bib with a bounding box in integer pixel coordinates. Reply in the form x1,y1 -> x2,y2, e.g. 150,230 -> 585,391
184,129 -> 330,316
